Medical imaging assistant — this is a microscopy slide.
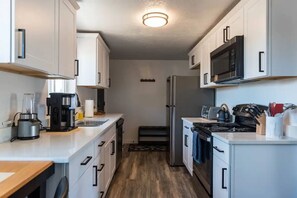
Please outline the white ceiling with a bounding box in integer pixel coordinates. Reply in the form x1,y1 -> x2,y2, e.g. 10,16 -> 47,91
76,0 -> 239,60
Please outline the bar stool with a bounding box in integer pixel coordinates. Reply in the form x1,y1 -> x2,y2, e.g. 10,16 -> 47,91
54,176 -> 69,198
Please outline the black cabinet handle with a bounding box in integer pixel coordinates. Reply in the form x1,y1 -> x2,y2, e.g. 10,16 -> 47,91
222,168 -> 227,189
184,126 -> 189,129
223,28 -> 227,43
259,51 -> 265,72
17,29 -> 26,59
80,156 -> 92,165
191,55 -> 195,66
98,72 -> 101,84
98,141 -> 106,147
185,135 -> 188,147
204,73 -> 208,85
111,140 -> 115,155
226,26 -> 230,42
98,163 -> 105,171
213,146 -> 224,153
93,165 -> 98,186
100,191 -> 104,198
75,59 -> 79,76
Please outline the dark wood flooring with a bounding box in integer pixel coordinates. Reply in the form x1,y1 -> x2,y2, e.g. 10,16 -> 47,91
106,147 -> 197,198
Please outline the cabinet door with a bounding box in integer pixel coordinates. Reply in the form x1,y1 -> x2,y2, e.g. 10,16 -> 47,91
76,34 -> 97,86
69,159 -> 98,198
244,0 -> 267,80
228,8 -> 244,39
182,125 -> 189,168
97,40 -> 105,87
213,155 -> 229,198
58,0 -> 76,78
201,34 -> 216,88
14,0 -> 57,73
187,128 -> 193,176
216,24 -> 227,48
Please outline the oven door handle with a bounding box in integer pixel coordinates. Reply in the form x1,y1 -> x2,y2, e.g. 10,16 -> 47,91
199,133 -> 211,142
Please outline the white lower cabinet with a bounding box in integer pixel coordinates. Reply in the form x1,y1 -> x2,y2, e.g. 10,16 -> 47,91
67,124 -> 116,198
182,121 -> 193,176
212,137 -> 297,198
213,155 -> 229,198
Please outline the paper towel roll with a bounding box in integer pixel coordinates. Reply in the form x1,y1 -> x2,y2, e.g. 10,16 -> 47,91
85,100 -> 94,118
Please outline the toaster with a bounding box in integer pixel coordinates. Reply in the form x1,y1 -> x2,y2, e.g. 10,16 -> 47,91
201,106 -> 220,120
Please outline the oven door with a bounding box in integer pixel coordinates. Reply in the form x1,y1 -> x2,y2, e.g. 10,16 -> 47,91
193,130 -> 212,197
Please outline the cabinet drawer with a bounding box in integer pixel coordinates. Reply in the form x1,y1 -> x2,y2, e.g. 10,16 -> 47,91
69,143 -> 94,187
213,138 -> 229,163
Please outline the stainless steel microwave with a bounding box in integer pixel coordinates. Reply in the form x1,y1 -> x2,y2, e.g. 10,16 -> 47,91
210,36 -> 244,83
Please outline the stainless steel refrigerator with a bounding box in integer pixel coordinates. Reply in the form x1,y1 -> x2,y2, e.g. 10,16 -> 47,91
166,76 -> 215,166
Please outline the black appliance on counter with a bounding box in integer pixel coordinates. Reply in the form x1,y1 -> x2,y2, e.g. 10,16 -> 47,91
191,104 -> 267,198
46,93 -> 77,132
210,36 -> 244,83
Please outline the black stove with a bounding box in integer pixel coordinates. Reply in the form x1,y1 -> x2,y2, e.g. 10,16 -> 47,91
192,122 -> 255,134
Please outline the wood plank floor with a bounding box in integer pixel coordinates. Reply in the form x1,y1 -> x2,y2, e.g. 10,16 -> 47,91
106,148 -> 197,198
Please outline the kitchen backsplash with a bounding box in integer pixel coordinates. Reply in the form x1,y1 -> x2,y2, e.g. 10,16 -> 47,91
216,78 -> 297,109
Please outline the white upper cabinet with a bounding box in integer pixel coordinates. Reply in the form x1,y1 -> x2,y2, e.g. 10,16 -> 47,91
216,7 -> 244,48
58,0 -> 79,78
244,0 -> 267,79
190,0 -> 297,86
0,0 -> 79,79
0,0 -> 57,73
243,0 -> 297,80
188,43 -> 201,69
76,33 -> 110,88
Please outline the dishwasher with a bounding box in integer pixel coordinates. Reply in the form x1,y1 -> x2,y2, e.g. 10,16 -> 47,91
116,118 -> 124,170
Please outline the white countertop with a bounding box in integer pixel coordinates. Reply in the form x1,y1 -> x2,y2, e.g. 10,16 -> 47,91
0,114 -> 123,163
213,132 -> 297,145
182,117 -> 217,124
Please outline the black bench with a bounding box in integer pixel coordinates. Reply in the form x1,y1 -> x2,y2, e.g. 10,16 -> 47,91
138,126 -> 169,145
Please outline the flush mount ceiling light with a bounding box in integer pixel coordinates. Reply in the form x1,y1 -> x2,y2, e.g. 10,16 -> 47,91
142,12 -> 168,28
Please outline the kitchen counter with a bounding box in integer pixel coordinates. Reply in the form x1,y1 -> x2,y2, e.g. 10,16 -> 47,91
0,114 -> 123,163
213,132 -> 297,145
182,117 -> 217,124
0,161 -> 54,197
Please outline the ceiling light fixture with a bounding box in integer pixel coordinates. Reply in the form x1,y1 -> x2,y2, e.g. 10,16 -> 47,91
142,12 -> 168,28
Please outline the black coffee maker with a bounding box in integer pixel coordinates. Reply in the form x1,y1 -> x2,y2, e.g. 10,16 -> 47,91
46,93 -> 77,132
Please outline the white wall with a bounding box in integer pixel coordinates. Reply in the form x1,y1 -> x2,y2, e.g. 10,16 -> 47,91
216,78 -> 297,109
0,71 -> 96,142
0,71 -> 48,124
106,60 -> 199,143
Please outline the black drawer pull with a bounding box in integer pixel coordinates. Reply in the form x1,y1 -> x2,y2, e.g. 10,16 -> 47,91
111,140 -> 115,155
222,168 -> 227,189
98,163 -> 105,171
184,126 -> 189,129
259,51 -> 265,72
80,156 -> 92,165
100,191 -> 104,198
213,146 -> 224,153
17,29 -> 26,59
185,135 -> 188,147
75,59 -> 79,76
93,165 -> 98,186
98,141 -> 106,147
